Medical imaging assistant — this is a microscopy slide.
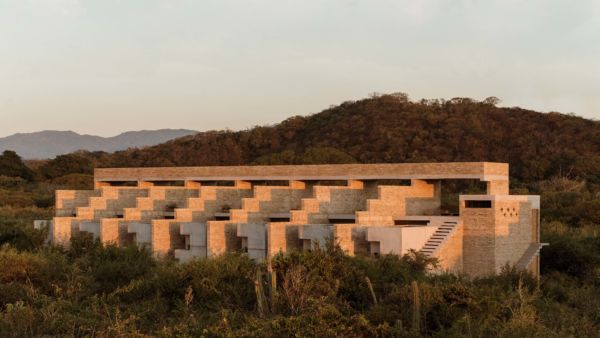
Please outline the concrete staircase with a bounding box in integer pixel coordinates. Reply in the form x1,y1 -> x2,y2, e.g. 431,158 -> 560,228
516,243 -> 547,270
420,220 -> 459,257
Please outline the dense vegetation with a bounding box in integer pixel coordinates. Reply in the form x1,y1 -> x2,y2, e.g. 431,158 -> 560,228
97,94 -> 599,187
0,94 -> 598,336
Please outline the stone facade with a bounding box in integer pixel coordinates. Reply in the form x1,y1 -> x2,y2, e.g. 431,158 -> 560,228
41,162 -> 543,277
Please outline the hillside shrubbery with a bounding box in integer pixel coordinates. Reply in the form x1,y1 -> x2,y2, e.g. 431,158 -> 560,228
0,240 -> 598,337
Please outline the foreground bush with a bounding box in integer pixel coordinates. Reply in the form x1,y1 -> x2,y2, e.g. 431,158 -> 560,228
0,239 -> 598,337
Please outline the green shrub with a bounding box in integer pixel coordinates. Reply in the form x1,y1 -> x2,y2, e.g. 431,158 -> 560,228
39,154 -> 93,180
0,151 -> 34,181
541,231 -> 600,279
70,238 -> 156,294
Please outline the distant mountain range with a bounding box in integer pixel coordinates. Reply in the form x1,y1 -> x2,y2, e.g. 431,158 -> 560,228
0,129 -> 198,159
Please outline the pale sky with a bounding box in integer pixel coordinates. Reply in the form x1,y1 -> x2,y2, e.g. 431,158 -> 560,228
0,0 -> 598,137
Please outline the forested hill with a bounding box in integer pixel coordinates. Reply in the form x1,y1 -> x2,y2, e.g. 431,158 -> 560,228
96,94 -> 599,185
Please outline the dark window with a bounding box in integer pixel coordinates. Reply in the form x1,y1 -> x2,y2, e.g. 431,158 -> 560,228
329,218 -> 355,224
314,180 -> 348,186
395,220 -> 430,226
375,179 -> 412,186
252,180 -> 289,186
270,217 -> 290,222
107,181 -> 138,187
465,200 -> 492,208
152,181 -> 185,186
199,181 -> 235,186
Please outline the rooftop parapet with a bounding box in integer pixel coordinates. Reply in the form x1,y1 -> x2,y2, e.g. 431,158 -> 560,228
94,162 -> 509,184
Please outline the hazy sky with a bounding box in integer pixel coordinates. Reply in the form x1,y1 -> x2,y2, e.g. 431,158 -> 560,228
1,0 -> 598,137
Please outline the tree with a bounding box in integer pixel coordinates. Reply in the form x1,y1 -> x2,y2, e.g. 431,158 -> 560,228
483,96 -> 501,106
0,150 -> 34,181
39,154 -> 94,179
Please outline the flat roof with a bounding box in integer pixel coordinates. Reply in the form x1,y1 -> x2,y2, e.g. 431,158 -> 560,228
94,162 -> 508,182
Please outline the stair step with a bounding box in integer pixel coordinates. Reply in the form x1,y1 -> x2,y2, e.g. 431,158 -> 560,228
419,220 -> 461,256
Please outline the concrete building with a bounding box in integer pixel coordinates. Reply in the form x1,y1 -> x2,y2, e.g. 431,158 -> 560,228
43,162 -> 544,277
